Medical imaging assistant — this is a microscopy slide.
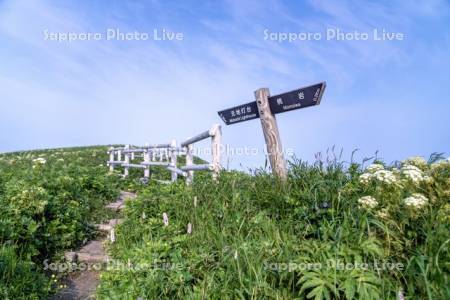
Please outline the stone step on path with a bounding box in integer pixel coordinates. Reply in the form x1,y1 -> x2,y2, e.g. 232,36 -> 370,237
65,241 -> 110,264
95,218 -> 124,233
55,191 -> 137,300
105,191 -> 137,211
51,270 -> 99,300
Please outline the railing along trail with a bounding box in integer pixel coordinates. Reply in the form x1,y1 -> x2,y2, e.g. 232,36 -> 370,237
107,124 -> 222,184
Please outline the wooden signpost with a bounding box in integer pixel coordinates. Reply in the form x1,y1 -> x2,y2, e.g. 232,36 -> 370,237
218,82 -> 326,179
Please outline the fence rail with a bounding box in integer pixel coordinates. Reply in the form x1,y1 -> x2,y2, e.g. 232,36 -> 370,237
107,124 -> 222,184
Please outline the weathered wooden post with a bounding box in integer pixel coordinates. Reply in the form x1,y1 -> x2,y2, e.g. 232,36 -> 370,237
185,143 -> 194,185
109,147 -> 115,172
170,139 -> 178,182
131,149 -> 135,161
255,88 -> 288,180
144,143 -> 150,178
210,124 -> 222,180
124,145 -> 130,177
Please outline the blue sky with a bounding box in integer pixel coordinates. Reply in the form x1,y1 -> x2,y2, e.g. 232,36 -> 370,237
0,0 -> 449,170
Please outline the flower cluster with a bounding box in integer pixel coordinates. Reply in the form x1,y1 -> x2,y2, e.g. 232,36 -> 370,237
359,173 -> 372,184
358,196 -> 378,209
401,164 -> 424,183
355,156 -> 445,219
359,164 -> 398,185
366,163 -> 385,173
373,170 -> 397,184
32,157 -> 47,165
403,193 -> 428,209
376,208 -> 389,219
358,156 -> 442,187
401,156 -> 427,169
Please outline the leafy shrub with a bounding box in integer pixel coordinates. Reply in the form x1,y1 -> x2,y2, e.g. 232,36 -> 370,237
0,146 -> 121,298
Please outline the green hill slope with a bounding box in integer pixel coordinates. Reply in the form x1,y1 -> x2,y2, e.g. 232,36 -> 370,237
0,147 -> 449,299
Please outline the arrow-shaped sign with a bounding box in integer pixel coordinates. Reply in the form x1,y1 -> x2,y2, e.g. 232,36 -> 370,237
218,82 -> 326,125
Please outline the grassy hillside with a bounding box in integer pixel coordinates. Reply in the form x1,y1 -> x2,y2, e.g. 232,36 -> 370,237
97,157 -> 450,299
0,147 -> 449,299
0,146 -> 121,299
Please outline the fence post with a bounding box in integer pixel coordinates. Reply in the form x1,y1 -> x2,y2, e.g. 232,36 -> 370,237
170,139 -> 178,182
124,144 -> 130,177
159,149 -> 164,162
117,149 -> 122,162
186,143 -> 194,185
144,143 -> 150,178
109,147 -> 115,172
131,149 -> 135,161
210,124 -> 222,181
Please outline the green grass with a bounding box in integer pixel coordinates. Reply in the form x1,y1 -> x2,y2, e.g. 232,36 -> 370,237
98,157 -> 449,299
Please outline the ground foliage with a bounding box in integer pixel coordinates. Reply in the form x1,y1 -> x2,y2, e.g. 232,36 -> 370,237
97,155 -> 450,299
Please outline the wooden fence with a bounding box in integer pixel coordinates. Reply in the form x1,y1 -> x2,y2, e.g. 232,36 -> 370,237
107,124 -> 222,184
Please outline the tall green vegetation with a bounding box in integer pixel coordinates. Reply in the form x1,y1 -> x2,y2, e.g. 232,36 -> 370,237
98,156 -> 449,299
0,147 -> 120,299
0,146 -> 448,299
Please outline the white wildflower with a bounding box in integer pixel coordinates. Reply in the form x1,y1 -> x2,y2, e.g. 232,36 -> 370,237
373,170 -> 397,184
403,193 -> 428,209
110,228 -> 116,243
32,157 -> 46,165
366,163 -> 384,173
359,173 -> 372,184
162,213 -> 169,226
234,250 -> 238,260
401,164 -> 424,183
376,209 -> 389,219
187,223 -> 192,234
423,175 -> 433,184
358,196 -> 378,209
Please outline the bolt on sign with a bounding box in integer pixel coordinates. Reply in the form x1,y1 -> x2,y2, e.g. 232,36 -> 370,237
218,82 -> 326,179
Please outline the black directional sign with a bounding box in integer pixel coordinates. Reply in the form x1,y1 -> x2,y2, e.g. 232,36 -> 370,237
218,82 -> 326,125
268,82 -> 326,114
218,101 -> 260,125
